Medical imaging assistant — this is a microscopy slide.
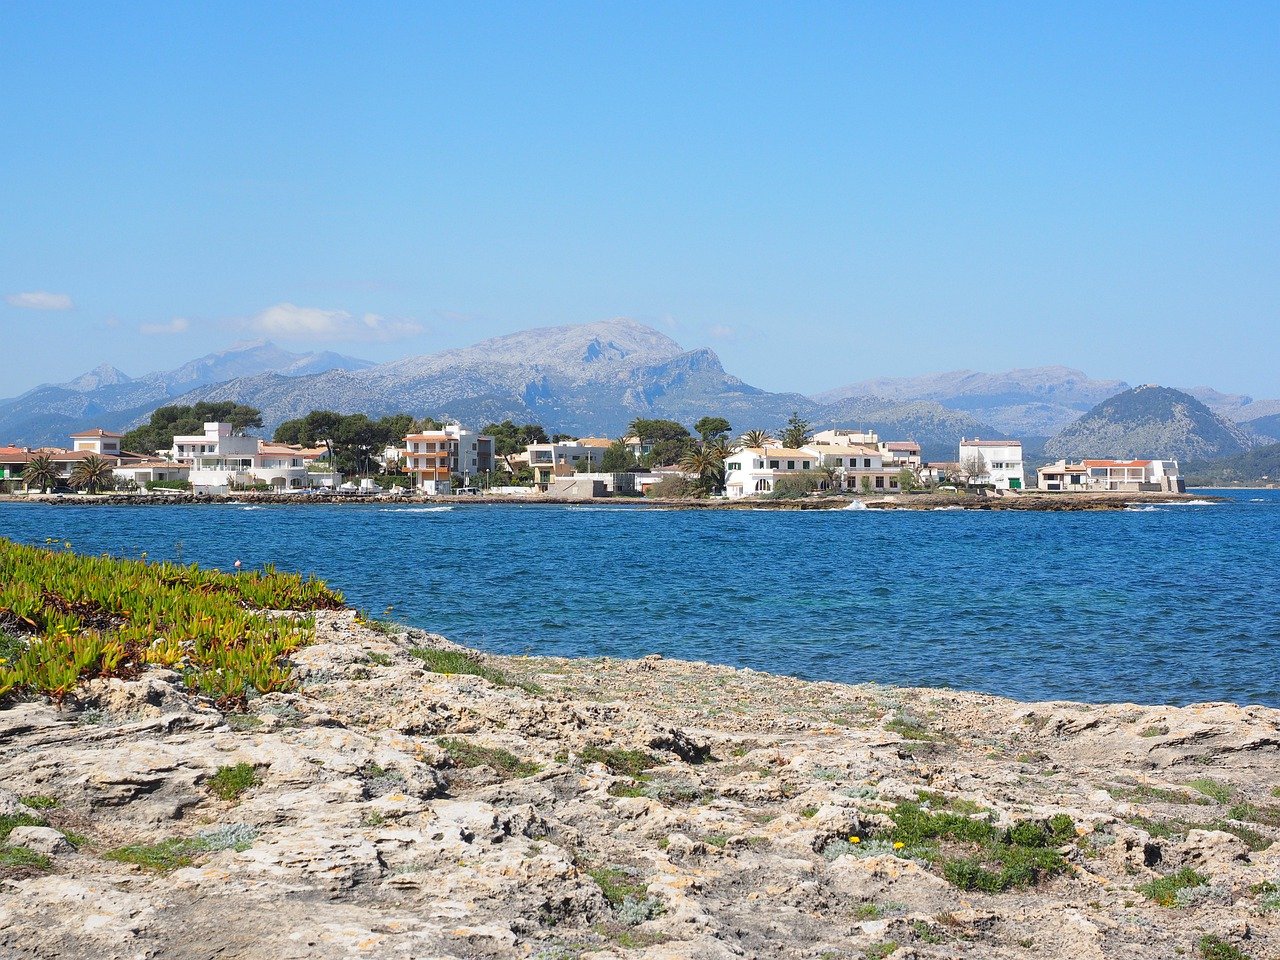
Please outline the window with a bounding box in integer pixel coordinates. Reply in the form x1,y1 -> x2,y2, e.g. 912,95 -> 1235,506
802,462 -> 810,469
864,459 -> 872,468
727,462 -> 741,471
875,476 -> 884,488
835,458 -> 843,467
769,460 -> 779,469
787,460 -> 795,470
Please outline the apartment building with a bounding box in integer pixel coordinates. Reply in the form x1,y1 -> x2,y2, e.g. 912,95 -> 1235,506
403,424 -> 495,493
1038,458 -> 1183,493
958,438 -> 1025,490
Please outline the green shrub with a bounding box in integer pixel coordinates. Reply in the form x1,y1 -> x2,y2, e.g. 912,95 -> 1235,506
1139,868 -> 1210,906
587,865 -> 648,907
438,738 -> 540,778
105,837 -> 197,871
1198,935 -> 1251,960
0,813 -> 45,842
18,795 -> 57,810
207,763 -> 259,801
580,745 -> 660,777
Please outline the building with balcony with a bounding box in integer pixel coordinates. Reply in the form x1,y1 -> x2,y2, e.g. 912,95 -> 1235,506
1038,458 -> 1183,493
403,424 -> 494,494
958,438 -> 1025,490
526,440 -> 607,491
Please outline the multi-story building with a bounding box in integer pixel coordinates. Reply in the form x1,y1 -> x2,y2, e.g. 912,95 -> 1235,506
403,424 -> 494,493
526,440 -> 607,491
1038,458 -> 1183,493
171,422 -> 331,492
722,446 -> 820,498
805,444 -> 907,493
69,428 -> 125,457
958,438 -> 1025,490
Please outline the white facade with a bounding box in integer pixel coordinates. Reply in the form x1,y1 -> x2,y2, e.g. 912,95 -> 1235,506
723,447 -> 819,498
1038,458 -> 1182,492
403,423 -> 495,493
526,440 -> 606,491
958,438 -> 1025,490
811,428 -> 880,447
171,423 -> 329,492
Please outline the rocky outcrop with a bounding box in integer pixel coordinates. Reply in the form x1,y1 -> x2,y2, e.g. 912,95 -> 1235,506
1,614 -> 1277,959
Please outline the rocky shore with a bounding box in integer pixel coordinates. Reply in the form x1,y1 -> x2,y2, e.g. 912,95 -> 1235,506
0,490 -> 1213,511
1,613 -> 1276,959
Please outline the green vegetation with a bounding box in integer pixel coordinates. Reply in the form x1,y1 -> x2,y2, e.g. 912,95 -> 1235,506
21,455 -> 58,493
408,646 -> 541,694
69,454 -> 115,493
1138,724 -> 1168,737
274,410 -> 417,475
627,418 -> 694,468
780,411 -> 812,449
1107,782 -> 1210,806
885,713 -> 939,741
122,402 -> 263,455
1187,778 -> 1232,803
864,942 -> 898,959
206,763 -> 259,801
579,746 -> 659,777
103,825 -> 257,872
438,737 -> 541,778
0,845 -> 51,871
1138,867 -> 1209,906
1197,936 -> 1251,960
1127,814 -> 1273,852
586,865 -> 648,907
842,803 -> 1075,893
0,539 -> 342,704
18,795 -> 58,810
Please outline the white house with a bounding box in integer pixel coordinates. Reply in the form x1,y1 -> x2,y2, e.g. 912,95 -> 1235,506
526,440 -> 607,491
811,428 -> 880,447
69,428 -> 125,457
958,438 -> 1025,490
1038,458 -> 1183,493
723,447 -> 819,498
171,422 -> 333,492
804,444 -> 907,493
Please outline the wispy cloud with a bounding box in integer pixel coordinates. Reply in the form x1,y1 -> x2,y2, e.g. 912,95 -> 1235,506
6,291 -> 74,311
139,317 -> 190,336
708,324 -> 736,340
249,302 -> 423,342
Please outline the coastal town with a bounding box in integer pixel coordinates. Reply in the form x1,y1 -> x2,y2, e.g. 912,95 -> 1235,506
0,414 -> 1186,500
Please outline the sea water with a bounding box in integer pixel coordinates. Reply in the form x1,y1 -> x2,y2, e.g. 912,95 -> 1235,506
2,490 -> 1277,707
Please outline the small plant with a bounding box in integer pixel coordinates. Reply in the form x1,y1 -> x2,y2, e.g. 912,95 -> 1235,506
409,647 -> 542,694
1139,725 -> 1168,737
865,942 -> 898,959
801,806 -> 818,818
0,845 -> 51,872
19,795 -> 58,810
1139,868 -> 1210,906
580,746 -> 660,777
366,652 -> 393,666
105,837 -> 198,871
1187,778 -> 1232,803
207,763 -> 259,801
885,712 -> 937,741
0,813 -> 46,842
438,738 -> 540,778
1197,935 -> 1251,960
702,833 -> 729,848
586,865 -> 648,907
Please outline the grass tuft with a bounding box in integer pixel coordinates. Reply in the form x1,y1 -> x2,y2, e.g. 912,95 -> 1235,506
207,763 -> 259,802
1198,935 -> 1251,960
580,746 -> 660,777
438,737 -> 540,778
409,647 -> 542,694
1138,867 -> 1209,906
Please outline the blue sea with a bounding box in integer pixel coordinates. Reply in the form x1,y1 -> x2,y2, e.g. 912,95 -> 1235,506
2,491 -> 1277,707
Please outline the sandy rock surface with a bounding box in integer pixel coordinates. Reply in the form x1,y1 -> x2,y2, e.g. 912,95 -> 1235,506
1,611 -> 1277,959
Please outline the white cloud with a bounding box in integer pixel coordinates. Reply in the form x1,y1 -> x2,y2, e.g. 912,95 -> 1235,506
139,317 -> 190,336
708,324 -> 736,340
6,291 -> 74,310
249,302 -> 423,342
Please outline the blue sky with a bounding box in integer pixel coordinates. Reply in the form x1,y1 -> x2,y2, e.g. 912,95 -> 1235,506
2,2 -> 1276,397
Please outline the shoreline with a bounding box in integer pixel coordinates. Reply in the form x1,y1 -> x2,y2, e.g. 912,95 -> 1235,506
1,612 -> 1276,959
0,489 -> 1225,511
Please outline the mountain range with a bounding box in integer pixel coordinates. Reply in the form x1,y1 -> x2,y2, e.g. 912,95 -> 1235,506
3,319 -> 1277,466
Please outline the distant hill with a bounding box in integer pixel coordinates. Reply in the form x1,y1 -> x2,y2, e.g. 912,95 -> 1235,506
1184,386 -> 1280,424
165,320 -> 821,437
814,366 -> 1129,436
0,342 -> 372,447
1183,442 -> 1280,487
1242,413 -> 1280,443
1043,385 -> 1255,463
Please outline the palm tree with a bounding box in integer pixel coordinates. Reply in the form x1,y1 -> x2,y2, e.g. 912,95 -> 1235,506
679,447 -> 719,497
70,454 -> 114,493
22,454 -> 58,493
740,429 -> 772,449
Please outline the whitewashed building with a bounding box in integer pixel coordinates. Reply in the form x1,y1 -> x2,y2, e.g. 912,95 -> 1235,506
171,422 -> 333,492
723,447 -> 819,498
1038,458 -> 1183,493
526,440 -> 606,491
958,438 -> 1026,491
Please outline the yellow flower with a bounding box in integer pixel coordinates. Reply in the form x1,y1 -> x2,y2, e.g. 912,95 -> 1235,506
893,841 -> 905,849
849,836 -> 860,843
